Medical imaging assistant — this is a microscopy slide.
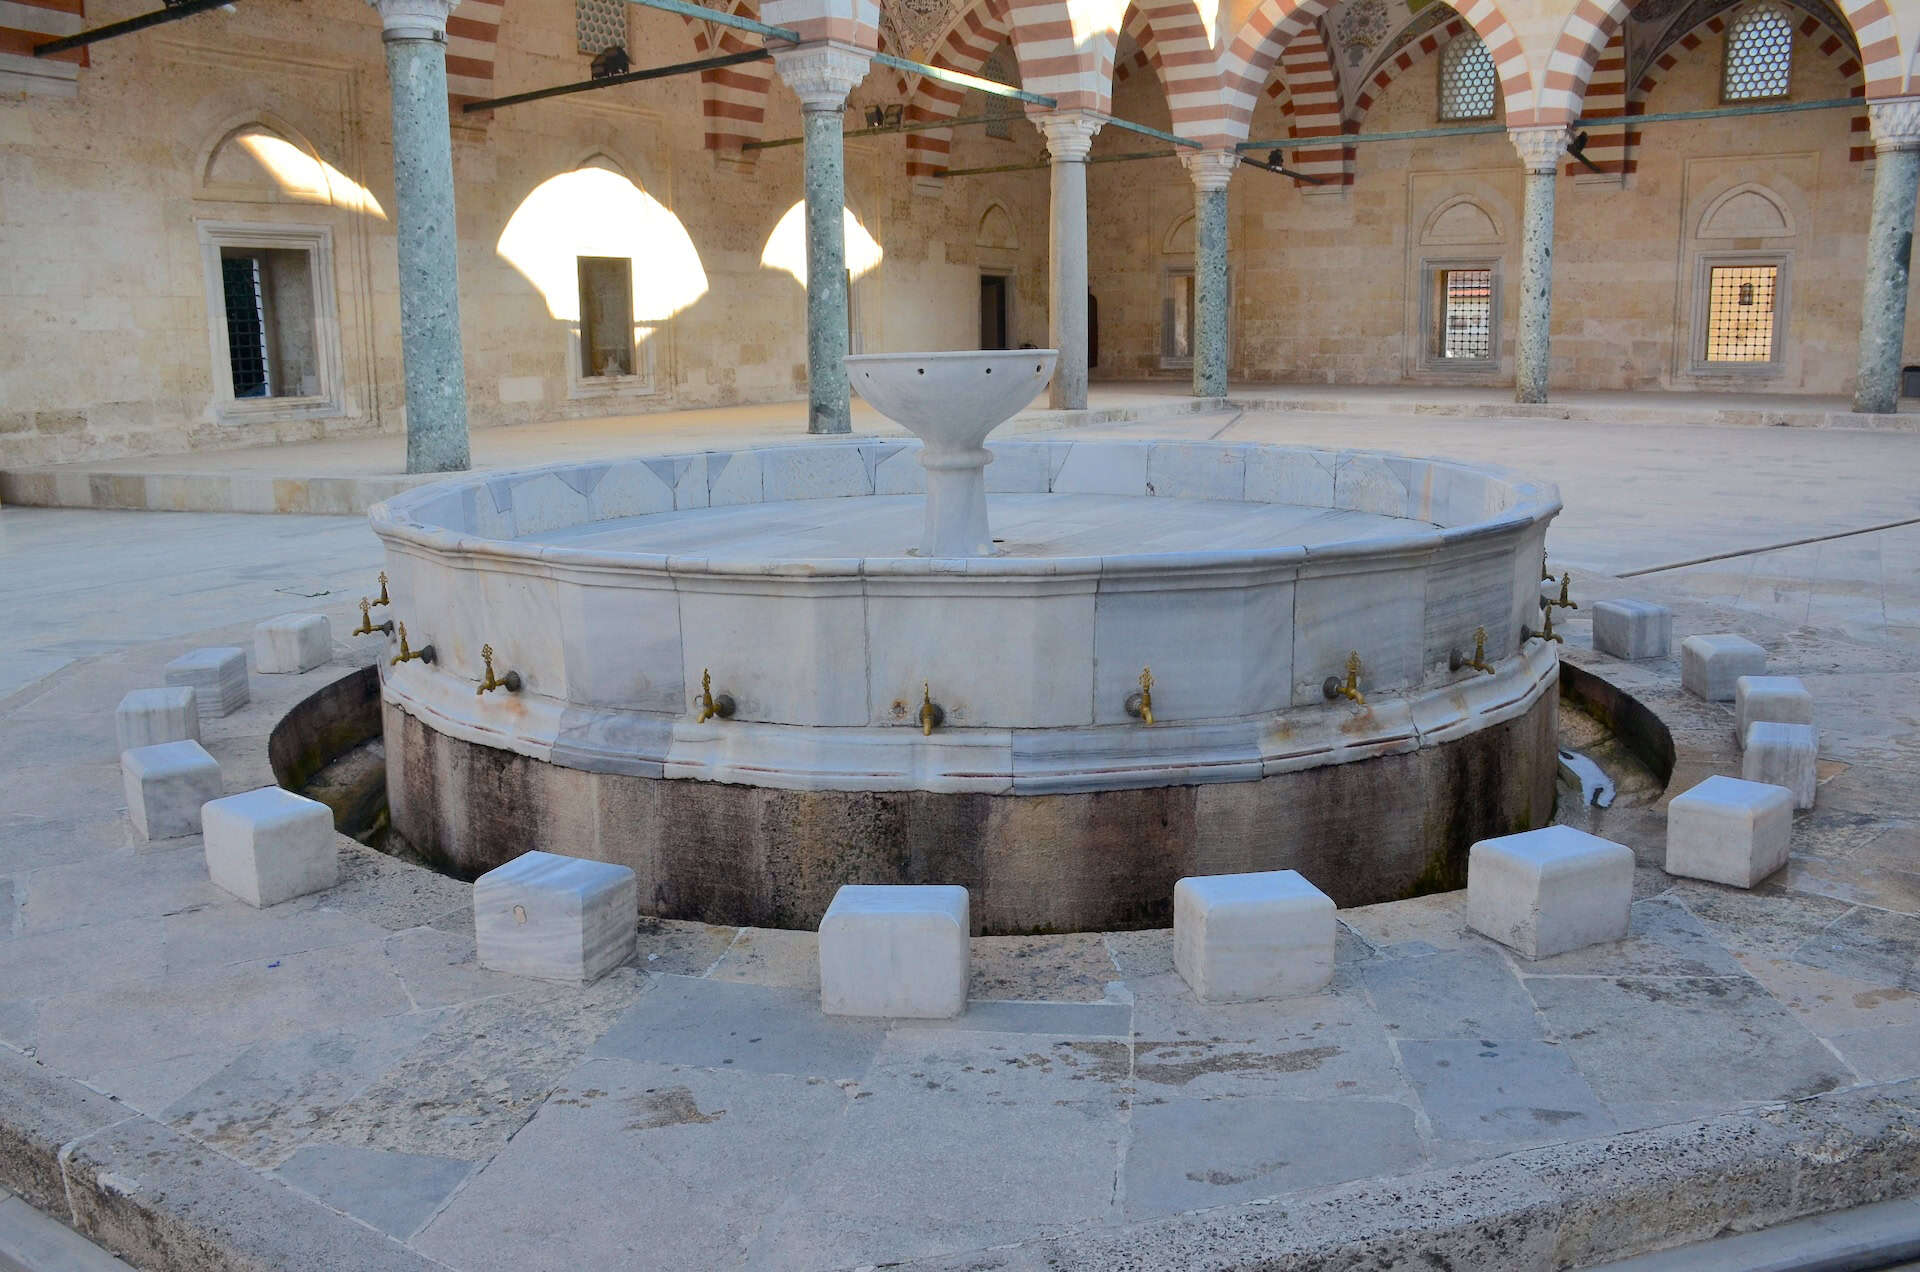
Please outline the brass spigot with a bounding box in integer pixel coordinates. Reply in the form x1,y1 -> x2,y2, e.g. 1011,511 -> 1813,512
1541,550 -> 1552,583
352,597 -> 393,637
1450,626 -> 1497,675
476,643 -> 522,695
1523,607 -> 1565,645
695,669 -> 734,722
1125,667 -> 1155,725
371,571 -> 391,608
1323,651 -> 1366,706
390,622 -> 435,667
918,682 -> 945,736
1546,572 -> 1578,611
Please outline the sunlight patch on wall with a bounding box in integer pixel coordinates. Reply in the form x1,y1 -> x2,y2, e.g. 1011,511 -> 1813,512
233,130 -> 387,219
496,167 -> 709,322
760,203 -> 884,288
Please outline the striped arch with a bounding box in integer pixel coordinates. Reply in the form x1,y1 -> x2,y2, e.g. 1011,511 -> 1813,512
1227,0 -> 1536,139
1123,0 -> 1235,143
684,0 -> 777,154
1113,5 -> 1163,84
1261,27 -> 1351,186
902,0 -> 1015,179
1544,0 -> 1897,128
0,0 -> 87,96
1005,0 -> 1117,113
1631,8 -> 1868,161
1569,23 -> 1629,174
1346,12 -> 1473,122
446,0 -> 504,119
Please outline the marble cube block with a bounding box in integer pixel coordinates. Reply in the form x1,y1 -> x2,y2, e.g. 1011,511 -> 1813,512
115,686 -> 199,752
253,614 -> 332,674
1174,870 -> 1335,1003
164,646 -> 249,718
1467,825 -> 1633,959
1591,599 -> 1672,660
1680,635 -> 1767,702
1743,722 -> 1818,809
202,786 -> 338,907
475,851 -> 637,983
819,885 -> 970,1019
1735,676 -> 1813,742
1666,775 -> 1795,888
121,740 -> 222,841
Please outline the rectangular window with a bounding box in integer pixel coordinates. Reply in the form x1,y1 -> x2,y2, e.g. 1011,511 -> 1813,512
1162,268 -> 1196,365
198,222 -> 342,424
577,256 -> 635,379
1435,267 -> 1493,361
1704,264 -> 1779,362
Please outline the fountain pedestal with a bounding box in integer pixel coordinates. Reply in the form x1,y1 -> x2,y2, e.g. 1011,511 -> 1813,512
845,350 -> 1058,557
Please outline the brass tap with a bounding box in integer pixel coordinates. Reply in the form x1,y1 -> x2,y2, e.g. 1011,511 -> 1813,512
1546,572 -> 1578,611
1541,550 -> 1552,583
390,622 -> 435,667
1125,667 -> 1155,725
1323,651 -> 1366,706
918,682 -> 945,736
1523,607 -> 1565,645
371,571 -> 391,608
476,643 -> 522,695
1450,627 -> 1497,676
695,669 -> 734,722
352,597 -> 393,637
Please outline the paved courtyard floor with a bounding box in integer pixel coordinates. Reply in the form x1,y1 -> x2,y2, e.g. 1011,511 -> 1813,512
0,403 -> 1917,1269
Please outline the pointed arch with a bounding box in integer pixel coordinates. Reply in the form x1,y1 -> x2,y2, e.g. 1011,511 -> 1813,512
1117,0 -> 1236,144
1262,27 -> 1352,186
683,0 -> 777,156
447,0 -> 505,121
902,0 -> 1017,179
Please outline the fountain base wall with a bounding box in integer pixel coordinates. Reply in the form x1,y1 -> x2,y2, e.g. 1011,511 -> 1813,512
383,689 -> 1556,934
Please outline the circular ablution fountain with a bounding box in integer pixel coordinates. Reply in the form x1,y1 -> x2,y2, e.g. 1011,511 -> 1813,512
370,350 -> 1563,934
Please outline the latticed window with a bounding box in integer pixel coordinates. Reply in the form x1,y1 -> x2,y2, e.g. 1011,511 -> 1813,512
1435,267 -> 1494,360
1704,263 -> 1780,362
1438,34 -> 1497,121
576,0 -> 625,56
1723,5 -> 1792,101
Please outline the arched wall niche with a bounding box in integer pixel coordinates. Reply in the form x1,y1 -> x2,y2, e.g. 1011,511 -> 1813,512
196,114 -> 335,206
1420,194 -> 1504,245
1163,211 -> 1196,256
1696,181 -> 1797,238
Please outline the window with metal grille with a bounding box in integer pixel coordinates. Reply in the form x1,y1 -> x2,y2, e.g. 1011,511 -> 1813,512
1704,263 -> 1779,361
1438,34 -> 1497,121
1162,268 -> 1196,364
1435,267 -> 1493,360
980,42 -> 1019,140
1724,5 -> 1792,100
578,256 -> 636,378
220,254 -> 269,398
576,0 -> 625,56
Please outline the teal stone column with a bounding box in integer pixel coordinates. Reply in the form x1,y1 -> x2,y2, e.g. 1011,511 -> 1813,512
772,43 -> 871,434
370,0 -> 471,473
1035,111 -> 1102,411
1182,150 -> 1236,399
1509,126 -> 1567,406
1854,99 -> 1920,414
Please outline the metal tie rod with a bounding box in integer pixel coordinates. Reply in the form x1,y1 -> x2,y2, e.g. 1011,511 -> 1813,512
35,0 -> 232,56
462,47 -> 771,113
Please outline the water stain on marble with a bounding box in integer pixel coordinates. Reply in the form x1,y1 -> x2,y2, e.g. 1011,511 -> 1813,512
623,1086 -> 725,1131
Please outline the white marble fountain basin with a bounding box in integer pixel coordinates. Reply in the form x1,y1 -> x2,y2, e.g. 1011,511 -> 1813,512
846,349 -> 1058,558
369,439 -> 1561,795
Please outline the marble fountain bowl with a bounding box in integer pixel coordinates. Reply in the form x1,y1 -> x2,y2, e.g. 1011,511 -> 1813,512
369,439 -> 1564,934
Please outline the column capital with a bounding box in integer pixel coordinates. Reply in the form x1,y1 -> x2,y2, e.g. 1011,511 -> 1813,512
1508,125 -> 1569,174
1033,109 -> 1104,162
1180,148 -> 1238,192
771,41 -> 872,111
367,0 -> 458,40
1868,97 -> 1920,151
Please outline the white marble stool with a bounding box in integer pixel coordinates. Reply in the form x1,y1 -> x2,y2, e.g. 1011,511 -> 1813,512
203,786 -> 339,907
1743,722 -> 1818,809
164,646 -> 249,719
115,686 -> 199,753
1735,676 -> 1813,742
1173,870 -> 1335,1004
1666,775 -> 1794,888
253,614 -> 332,674
1591,599 -> 1672,660
1467,825 -> 1633,959
121,740 -> 222,841
474,851 -> 637,983
819,885 -> 970,1019
1680,635 -> 1767,702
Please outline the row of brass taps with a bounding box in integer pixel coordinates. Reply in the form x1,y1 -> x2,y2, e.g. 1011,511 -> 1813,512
353,571 -> 522,692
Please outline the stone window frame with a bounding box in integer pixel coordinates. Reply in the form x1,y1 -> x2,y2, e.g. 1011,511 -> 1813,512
1416,255 -> 1504,375
565,254 -> 660,401
1686,249 -> 1791,378
195,220 -> 346,427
